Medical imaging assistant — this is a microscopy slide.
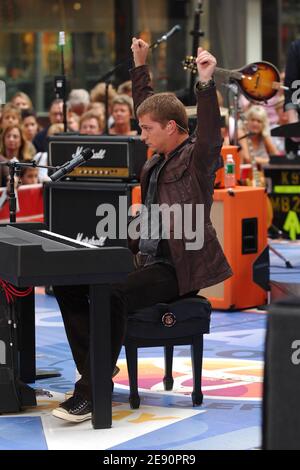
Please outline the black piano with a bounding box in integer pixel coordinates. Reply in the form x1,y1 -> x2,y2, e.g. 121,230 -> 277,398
0,223 -> 133,429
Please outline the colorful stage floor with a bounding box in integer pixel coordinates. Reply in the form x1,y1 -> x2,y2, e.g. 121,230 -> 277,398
0,240 -> 299,450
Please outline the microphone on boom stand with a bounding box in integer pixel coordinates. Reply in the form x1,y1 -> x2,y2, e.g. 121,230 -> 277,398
54,31 -> 68,132
149,25 -> 181,49
49,147 -> 94,182
98,24 -> 181,134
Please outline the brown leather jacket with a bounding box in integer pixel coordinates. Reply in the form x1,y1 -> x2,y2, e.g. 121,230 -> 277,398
129,65 -> 233,295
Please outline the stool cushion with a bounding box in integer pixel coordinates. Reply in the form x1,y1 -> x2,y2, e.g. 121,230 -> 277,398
127,296 -> 211,340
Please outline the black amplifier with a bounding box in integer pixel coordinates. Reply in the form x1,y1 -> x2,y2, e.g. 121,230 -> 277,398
48,134 -> 147,181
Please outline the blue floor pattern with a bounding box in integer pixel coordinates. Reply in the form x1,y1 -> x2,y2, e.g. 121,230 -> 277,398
0,239 -> 299,450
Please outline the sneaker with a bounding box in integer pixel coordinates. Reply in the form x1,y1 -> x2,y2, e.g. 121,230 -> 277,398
52,394 -> 92,423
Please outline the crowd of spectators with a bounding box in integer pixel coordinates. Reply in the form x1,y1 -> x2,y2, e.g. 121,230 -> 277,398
0,80 -> 136,190
0,68 -> 290,192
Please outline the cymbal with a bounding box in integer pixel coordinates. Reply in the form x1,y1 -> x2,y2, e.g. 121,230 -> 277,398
271,122 -> 300,138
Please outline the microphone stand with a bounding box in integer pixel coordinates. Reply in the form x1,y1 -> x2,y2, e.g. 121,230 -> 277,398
97,25 -> 181,134
0,160 -> 58,223
54,31 -> 68,132
0,160 -> 63,384
231,82 -> 240,146
223,81 -> 240,146
188,1 -> 204,106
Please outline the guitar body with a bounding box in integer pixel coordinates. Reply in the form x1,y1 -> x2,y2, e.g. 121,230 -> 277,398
183,57 -> 281,102
238,61 -> 280,102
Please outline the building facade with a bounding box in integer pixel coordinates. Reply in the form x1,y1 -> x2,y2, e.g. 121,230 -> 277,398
0,0 -> 296,112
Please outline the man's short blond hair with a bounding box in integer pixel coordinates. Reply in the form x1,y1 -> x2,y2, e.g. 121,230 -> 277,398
136,93 -> 188,133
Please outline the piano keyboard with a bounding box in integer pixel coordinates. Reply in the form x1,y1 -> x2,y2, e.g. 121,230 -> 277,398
39,230 -> 98,249
1,226 -> 98,251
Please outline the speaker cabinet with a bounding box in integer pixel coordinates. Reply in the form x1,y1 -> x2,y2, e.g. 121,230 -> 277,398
201,186 -> 268,309
44,181 -> 141,247
263,297 -> 300,450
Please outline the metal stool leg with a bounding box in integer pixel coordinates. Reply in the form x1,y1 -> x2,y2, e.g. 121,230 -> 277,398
163,345 -> 174,390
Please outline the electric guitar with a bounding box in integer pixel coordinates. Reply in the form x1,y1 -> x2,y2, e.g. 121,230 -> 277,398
183,56 -> 282,102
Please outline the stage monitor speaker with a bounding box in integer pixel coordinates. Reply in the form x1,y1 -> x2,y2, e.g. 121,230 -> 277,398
44,181 -> 141,248
201,186 -> 268,310
263,297 -> 300,450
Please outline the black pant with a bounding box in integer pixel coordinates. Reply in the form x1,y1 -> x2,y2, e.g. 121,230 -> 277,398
53,263 -> 179,400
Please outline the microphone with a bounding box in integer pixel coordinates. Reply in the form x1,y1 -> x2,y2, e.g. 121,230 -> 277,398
58,31 -> 65,47
0,80 -> 6,106
150,25 -> 181,48
50,147 -> 93,181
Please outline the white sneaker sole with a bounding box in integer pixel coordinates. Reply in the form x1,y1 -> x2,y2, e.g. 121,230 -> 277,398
52,407 -> 92,423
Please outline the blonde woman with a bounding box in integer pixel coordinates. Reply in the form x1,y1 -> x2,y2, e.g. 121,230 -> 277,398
238,105 -> 279,166
0,103 -> 22,132
11,91 -> 33,110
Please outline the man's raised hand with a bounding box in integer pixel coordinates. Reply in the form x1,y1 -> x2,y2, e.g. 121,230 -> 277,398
131,37 -> 149,67
196,47 -> 217,83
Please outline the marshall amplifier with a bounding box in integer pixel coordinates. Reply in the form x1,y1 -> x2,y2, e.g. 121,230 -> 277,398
44,180 -> 141,248
48,134 -> 147,181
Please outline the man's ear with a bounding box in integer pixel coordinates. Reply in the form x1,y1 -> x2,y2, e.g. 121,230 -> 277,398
167,120 -> 177,134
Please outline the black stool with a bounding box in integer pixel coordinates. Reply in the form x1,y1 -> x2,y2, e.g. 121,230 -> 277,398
124,296 -> 211,409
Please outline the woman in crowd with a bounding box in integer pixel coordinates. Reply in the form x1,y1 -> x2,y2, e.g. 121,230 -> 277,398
109,94 -> 137,136
21,109 -> 40,152
0,103 -> 22,133
11,91 -> 33,110
238,105 -> 279,167
0,124 -> 32,186
79,110 -> 104,135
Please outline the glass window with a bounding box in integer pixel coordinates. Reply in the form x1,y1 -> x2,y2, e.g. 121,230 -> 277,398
0,0 -> 114,111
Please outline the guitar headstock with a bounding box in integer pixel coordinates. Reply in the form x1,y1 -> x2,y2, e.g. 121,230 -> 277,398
183,55 -> 198,74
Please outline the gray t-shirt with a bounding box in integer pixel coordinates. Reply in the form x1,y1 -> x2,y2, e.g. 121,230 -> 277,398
139,156 -> 173,266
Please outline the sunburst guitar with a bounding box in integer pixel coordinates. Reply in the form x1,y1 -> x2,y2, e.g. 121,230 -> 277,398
183,56 -> 282,102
